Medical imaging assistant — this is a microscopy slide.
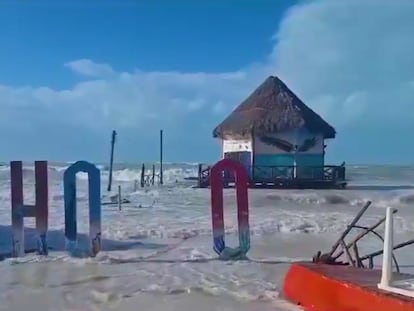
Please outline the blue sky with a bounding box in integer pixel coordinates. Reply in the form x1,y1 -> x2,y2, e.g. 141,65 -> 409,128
1,0 -> 414,164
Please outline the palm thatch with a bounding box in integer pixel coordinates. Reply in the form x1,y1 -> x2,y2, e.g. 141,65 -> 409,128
213,76 -> 336,139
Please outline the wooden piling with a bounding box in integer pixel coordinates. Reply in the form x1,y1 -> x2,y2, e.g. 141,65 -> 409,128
160,129 -> 163,185
117,185 -> 122,211
107,130 -> 117,192
198,164 -> 202,188
140,164 -> 145,188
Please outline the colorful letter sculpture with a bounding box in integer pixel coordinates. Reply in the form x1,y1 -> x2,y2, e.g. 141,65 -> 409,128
10,161 -> 49,257
64,161 -> 102,257
210,158 -> 250,260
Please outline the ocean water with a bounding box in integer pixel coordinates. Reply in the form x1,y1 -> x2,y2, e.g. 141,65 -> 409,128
1,162 -> 414,310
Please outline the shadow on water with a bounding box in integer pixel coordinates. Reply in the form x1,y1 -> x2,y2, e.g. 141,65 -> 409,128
0,225 -> 167,261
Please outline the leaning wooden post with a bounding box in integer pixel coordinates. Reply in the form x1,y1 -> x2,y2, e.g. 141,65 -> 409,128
140,163 -> 145,188
107,130 -> 117,192
160,129 -> 164,185
333,208 -> 398,260
327,201 -> 371,258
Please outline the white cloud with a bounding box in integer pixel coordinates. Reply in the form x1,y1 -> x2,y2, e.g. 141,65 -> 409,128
271,0 -> 414,128
65,59 -> 115,78
0,66 -> 252,136
2,0 -> 414,161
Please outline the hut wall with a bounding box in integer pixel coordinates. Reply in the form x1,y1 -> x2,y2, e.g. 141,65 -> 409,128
222,139 -> 253,177
253,128 -> 325,179
222,139 -> 252,155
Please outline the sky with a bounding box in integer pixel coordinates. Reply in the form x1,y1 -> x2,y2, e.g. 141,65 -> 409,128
1,0 -> 414,165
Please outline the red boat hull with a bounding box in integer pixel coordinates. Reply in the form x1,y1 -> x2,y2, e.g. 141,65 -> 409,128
283,262 -> 414,311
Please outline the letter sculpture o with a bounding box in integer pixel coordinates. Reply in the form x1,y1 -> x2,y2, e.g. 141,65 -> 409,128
210,158 -> 250,259
64,161 -> 101,257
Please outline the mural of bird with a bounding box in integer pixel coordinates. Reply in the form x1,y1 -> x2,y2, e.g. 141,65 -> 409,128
259,135 -> 318,153
298,137 -> 318,152
259,135 -> 294,152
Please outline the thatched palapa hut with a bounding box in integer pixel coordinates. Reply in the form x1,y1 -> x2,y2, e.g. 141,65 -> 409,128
213,76 -> 336,180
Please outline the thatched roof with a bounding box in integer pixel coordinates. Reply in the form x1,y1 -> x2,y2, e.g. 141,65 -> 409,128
213,76 -> 336,139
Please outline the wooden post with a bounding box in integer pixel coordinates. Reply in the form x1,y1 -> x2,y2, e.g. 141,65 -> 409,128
152,164 -> 155,186
117,185 -> 122,211
140,164 -> 145,188
369,256 -> 374,269
107,130 -> 117,192
353,243 -> 363,268
198,164 -> 202,188
160,129 -> 163,185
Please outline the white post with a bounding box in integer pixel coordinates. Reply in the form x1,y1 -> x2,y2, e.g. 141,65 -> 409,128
117,185 -> 122,211
134,180 -> 138,192
379,207 -> 395,288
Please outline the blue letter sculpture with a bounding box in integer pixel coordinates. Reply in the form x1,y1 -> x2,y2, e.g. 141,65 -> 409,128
64,161 -> 101,257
